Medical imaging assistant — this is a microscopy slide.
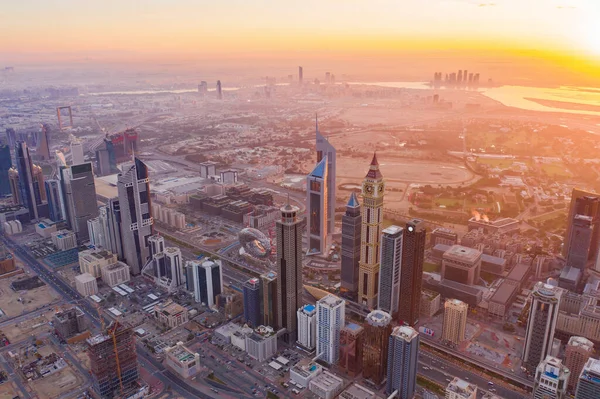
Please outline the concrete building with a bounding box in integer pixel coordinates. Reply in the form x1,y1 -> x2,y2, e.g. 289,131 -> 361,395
260,271 -> 278,328
358,153 -> 385,308
431,227 -> 458,247
378,225 -> 403,316
363,310 -> 393,385
488,279 -> 520,319
153,300 -> 189,328
442,299 -> 468,345
398,219 -> 427,326
290,362 -> 322,388
575,357 -> 600,399
421,290 -> 441,318
95,137 -> 118,177
53,307 -> 86,340
566,215 -> 594,271
188,259 -> 222,307
0,245 -> 16,276
533,356 -> 569,399
442,245 -> 482,286
117,158 -> 154,275
276,202 -> 304,343
523,282 -> 563,372
14,142 -> 48,220
339,384 -> 376,399
445,377 -> 477,399
467,217 -> 520,235
51,229 -> 77,251
0,144 -> 11,198
316,294 -> 345,364
339,323 -> 364,377
564,191 -> 600,259
297,304 -> 317,350
245,325 -> 277,362
315,117 -> 336,250
199,161 -> 217,179
35,219 -> 57,238
243,278 -> 262,328
164,342 -> 201,379
70,140 -> 84,165
100,262 -> 131,287
341,192 -> 361,298
309,371 -> 344,399
565,336 -> 594,392
386,326 -> 419,399
60,162 -> 98,241
306,156 -> 329,255
45,179 -> 65,222
75,273 -> 98,297
87,217 -> 106,248
142,246 -> 184,292
79,248 -> 117,278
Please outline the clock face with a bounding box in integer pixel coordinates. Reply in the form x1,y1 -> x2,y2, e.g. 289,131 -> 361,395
378,183 -> 384,193
364,183 -> 374,194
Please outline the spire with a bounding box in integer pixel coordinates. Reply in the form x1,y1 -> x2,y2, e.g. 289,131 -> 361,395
365,152 -> 383,179
370,152 -> 378,166
347,192 -> 360,208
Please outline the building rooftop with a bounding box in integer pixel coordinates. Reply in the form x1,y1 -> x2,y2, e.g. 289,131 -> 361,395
365,310 -> 392,327
345,323 -> 363,332
311,370 -> 343,389
568,336 -> 594,351
75,273 -> 96,283
339,384 -> 375,399
292,362 -> 322,378
318,294 -> 344,308
309,156 -> 327,179
444,245 -> 482,263
347,192 -> 360,208
422,289 -> 440,301
392,325 -> 418,341
447,377 -> 477,398
383,225 -> 403,236
303,304 -> 316,314
154,300 -> 186,316
166,343 -> 197,364
489,279 -> 519,304
506,263 -> 531,282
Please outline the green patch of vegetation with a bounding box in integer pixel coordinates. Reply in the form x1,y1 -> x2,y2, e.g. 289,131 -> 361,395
480,272 -> 497,285
417,375 -> 445,395
540,163 -> 572,178
423,262 -> 440,273
207,372 -> 227,385
267,392 -> 279,399
476,158 -> 514,169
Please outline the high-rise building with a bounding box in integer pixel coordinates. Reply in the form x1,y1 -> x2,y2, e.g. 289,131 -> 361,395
341,192 -> 361,298
398,219 -> 426,326
315,117 -> 336,241
358,153 -> 385,308
276,202 -> 304,343
572,196 -> 600,263
87,217 -> 107,248
565,336 -> 594,392
37,124 -> 51,161
339,323 -> 364,377
260,271 -> 278,328
316,294 -> 345,364
243,278 -> 262,328
575,357 -> 600,399
53,307 -> 86,341
533,356 -> 569,399
45,179 -> 65,222
299,66 -> 303,84
564,190 -> 600,257
441,299 -> 468,345
15,142 -> 48,220
187,259 -> 222,307
8,167 -> 20,204
363,310 -> 393,385
378,225 -> 403,316
566,215 -> 595,270
297,304 -> 317,350
446,377 -> 477,399
386,326 -> 419,399
87,322 -> 139,399
5,128 -> 16,148
60,162 -> 99,242
117,158 -> 154,274
70,140 -> 85,165
0,144 -> 11,197
104,198 -> 124,260
143,246 -> 183,292
306,156 -> 328,255
148,234 -> 165,258
95,137 -> 118,176
198,81 -> 208,96
523,282 -> 563,372
441,245 -> 481,286
216,80 -> 223,100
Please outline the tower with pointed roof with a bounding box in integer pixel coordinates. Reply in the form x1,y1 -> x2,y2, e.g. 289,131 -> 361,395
358,153 -> 385,308
306,155 -> 328,255
315,117 -> 336,244
341,192 -> 362,298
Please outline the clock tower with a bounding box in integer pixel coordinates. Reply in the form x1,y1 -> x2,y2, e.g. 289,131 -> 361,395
358,152 -> 385,308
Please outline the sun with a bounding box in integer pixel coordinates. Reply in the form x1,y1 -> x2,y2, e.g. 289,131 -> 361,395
581,18 -> 600,57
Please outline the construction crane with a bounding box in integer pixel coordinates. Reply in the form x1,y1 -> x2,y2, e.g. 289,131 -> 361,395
93,303 -> 124,396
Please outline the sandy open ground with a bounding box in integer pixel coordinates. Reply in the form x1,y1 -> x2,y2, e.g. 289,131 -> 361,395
0,382 -> 19,399
0,276 -> 60,318
3,313 -> 54,343
30,366 -> 83,399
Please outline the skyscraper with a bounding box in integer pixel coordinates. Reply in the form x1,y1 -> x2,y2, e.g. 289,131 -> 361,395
117,158 -> 154,274
216,80 -> 223,100
567,215 -> 595,270
533,356 -> 569,399
188,259 -> 222,307
260,271 -> 278,328
378,225 -> 403,316
306,155 -> 328,255
576,357 -> 600,399
316,294 -> 345,364
339,323 -> 364,377
45,179 -> 65,222
397,219 -> 426,326
143,246 -> 183,292
363,310 -> 393,385
95,137 -> 118,176
60,162 -> 98,241
441,299 -> 468,345
8,167 -> 20,204
105,198 -> 125,260
70,140 -> 85,165
37,124 -> 51,161
341,192 -> 361,298
15,142 -> 47,220
386,326 -> 419,399
315,117 -> 337,241
523,282 -> 563,373
358,153 -> 385,308
297,304 -> 317,350
299,66 -> 303,84
243,278 -> 262,328
564,190 -> 600,257
565,336 -> 594,393
0,144 -> 12,197
276,202 -> 304,343
572,196 -> 600,263
148,234 -> 165,258
5,128 -> 16,148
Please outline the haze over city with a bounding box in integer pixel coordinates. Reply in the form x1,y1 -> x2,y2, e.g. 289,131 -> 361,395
1,2 -> 600,399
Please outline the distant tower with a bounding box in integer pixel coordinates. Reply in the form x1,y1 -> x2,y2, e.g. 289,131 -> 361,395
523,282 -> 563,372
276,201 -> 304,343
386,326 -> 419,399
188,259 -> 223,307
15,142 -> 47,220
341,192 -> 361,298
576,357 -> 600,398
565,193 -> 600,260
45,179 -> 65,222
297,304 -> 316,350
397,219 -> 426,326
70,140 -> 85,165
306,155 -> 328,255
566,215 -> 594,270
37,124 -> 51,161
0,144 -> 11,197
378,225 -> 403,316
216,80 -> 223,100
316,294 -> 345,364
243,278 -> 262,328
441,299 -> 468,345
299,66 -> 303,85
363,310 -> 393,385
60,162 -> 98,241
339,323 -> 364,377
315,117 -> 337,245
565,337 -> 594,393
95,137 -> 118,176
105,198 -> 124,261
358,153 -> 385,308
260,271 -> 278,328
533,356 -> 569,399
